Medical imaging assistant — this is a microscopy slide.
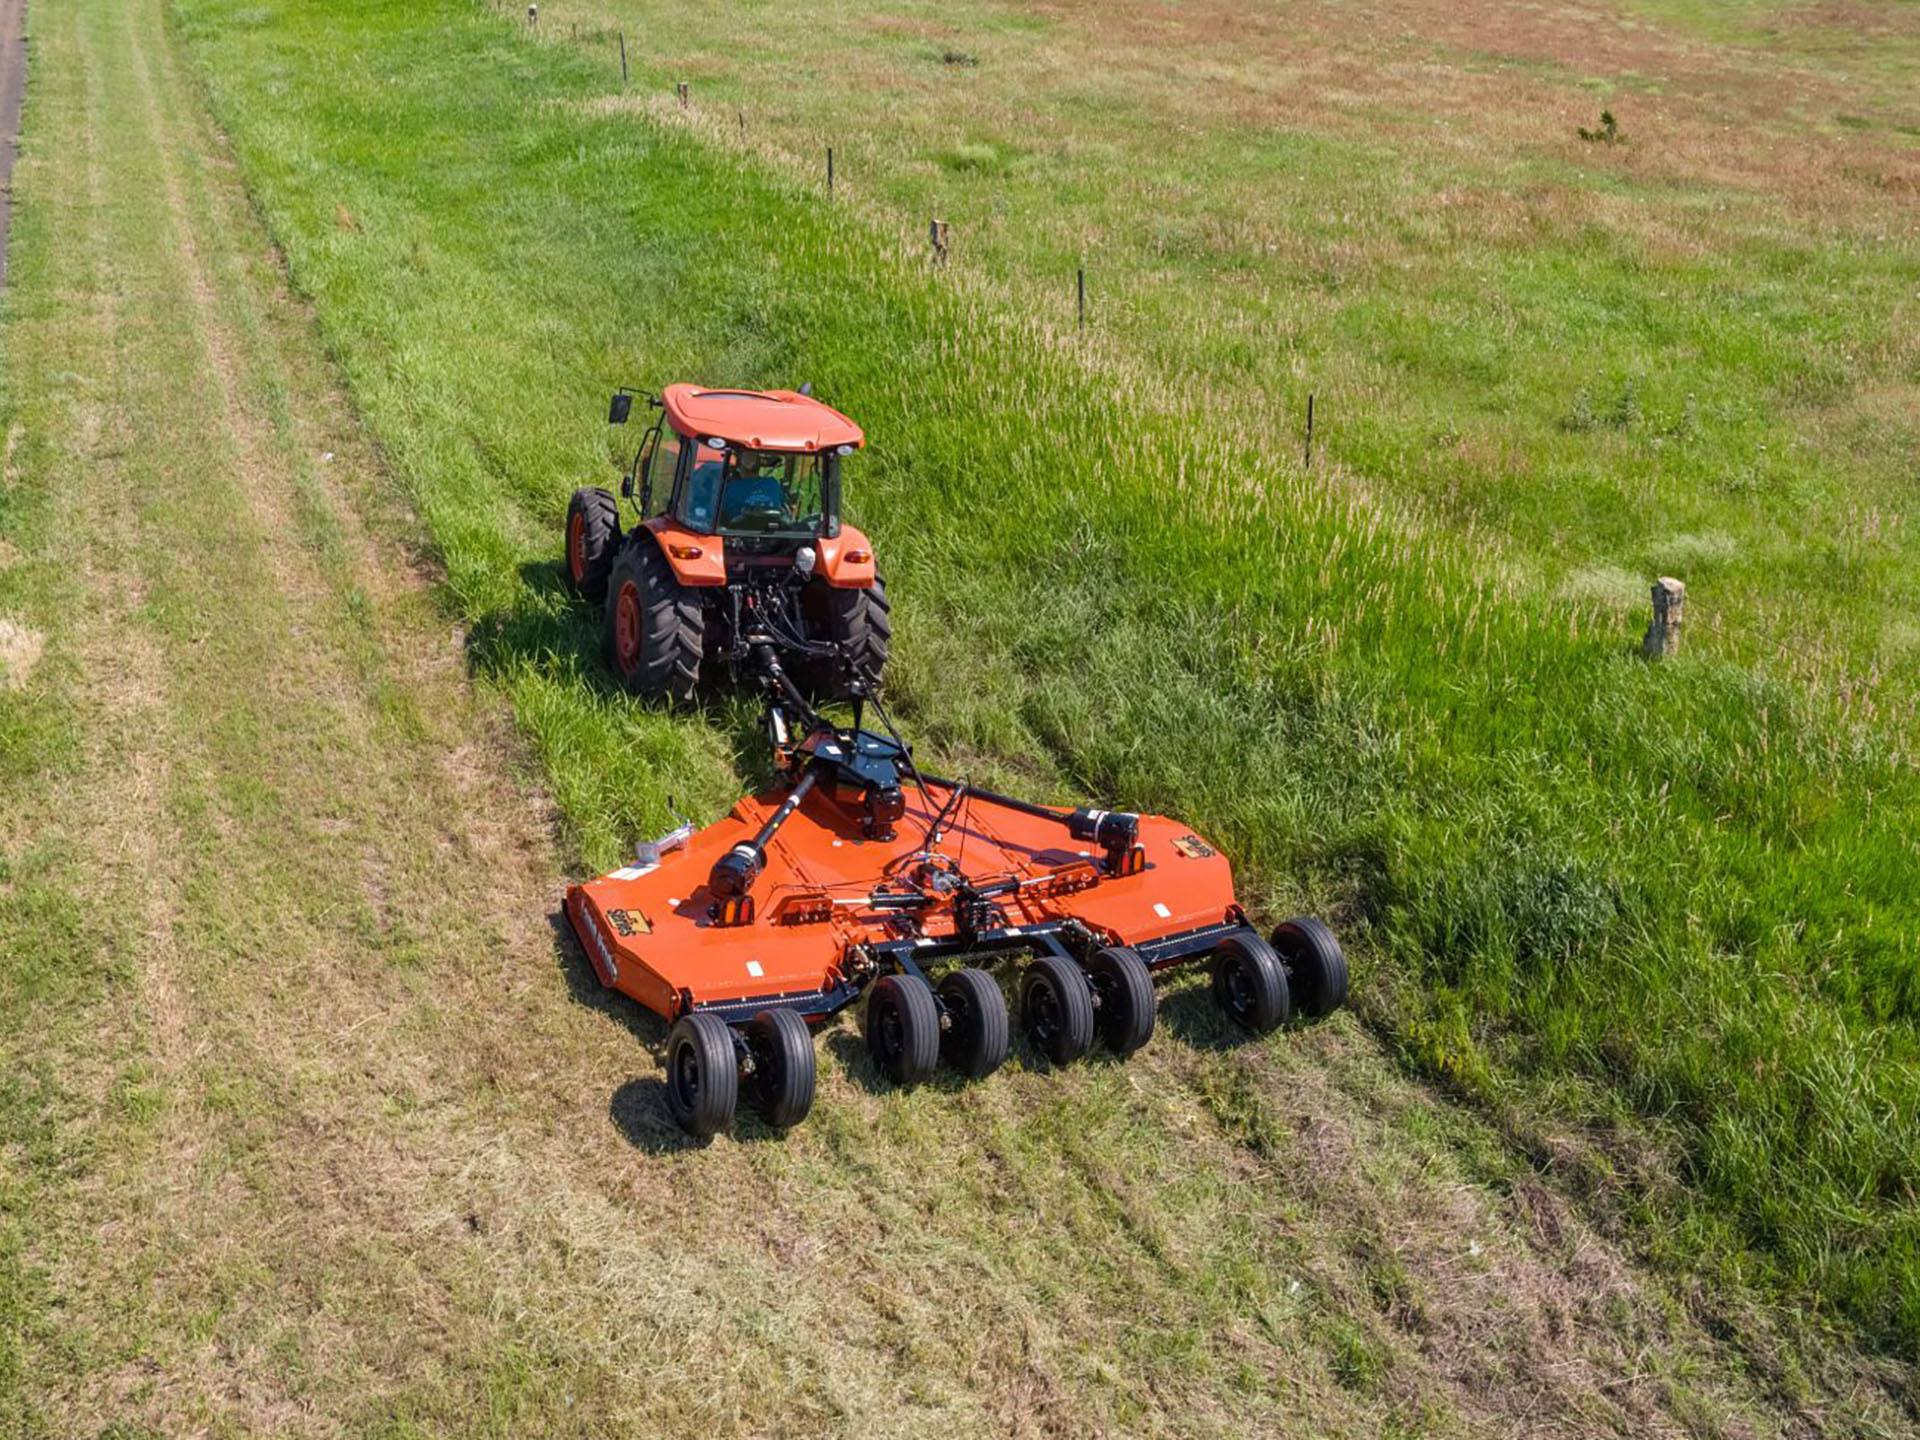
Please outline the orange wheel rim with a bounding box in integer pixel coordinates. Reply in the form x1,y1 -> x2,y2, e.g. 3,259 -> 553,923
615,581 -> 641,669
567,512 -> 586,580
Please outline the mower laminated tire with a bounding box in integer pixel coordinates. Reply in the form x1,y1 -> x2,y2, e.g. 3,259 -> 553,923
1087,945 -> 1157,1058
744,1008 -> 816,1130
605,540 -> 704,702
865,973 -> 940,1086
1020,954 -> 1095,1066
1211,932 -> 1292,1035
564,487 -> 620,602
664,1011 -> 738,1138
1272,916 -> 1348,1021
811,576 -> 892,696
937,967 -> 1009,1079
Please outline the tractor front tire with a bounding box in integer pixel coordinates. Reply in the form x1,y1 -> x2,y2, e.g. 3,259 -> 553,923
1272,916 -> 1348,1020
664,1012 -> 738,1138
937,967 -> 1009,1079
865,973 -> 940,1086
564,487 -> 620,602
605,540 -> 704,702
1087,946 -> 1157,1058
1020,954 -> 1094,1066
813,575 -> 892,696
744,1008 -> 816,1130
1212,933 -> 1291,1035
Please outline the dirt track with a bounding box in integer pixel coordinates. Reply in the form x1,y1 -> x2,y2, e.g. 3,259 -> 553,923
0,0 -> 25,285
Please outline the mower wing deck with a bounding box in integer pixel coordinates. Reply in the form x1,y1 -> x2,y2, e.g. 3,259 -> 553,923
567,783 -> 1241,1023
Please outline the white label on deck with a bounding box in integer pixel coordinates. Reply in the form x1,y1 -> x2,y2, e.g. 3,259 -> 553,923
746,960 -> 765,978
1153,902 -> 1172,919
609,865 -> 651,881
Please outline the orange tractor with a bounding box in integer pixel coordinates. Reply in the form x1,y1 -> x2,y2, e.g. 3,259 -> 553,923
563,384 -> 889,700
563,386 -> 1348,1137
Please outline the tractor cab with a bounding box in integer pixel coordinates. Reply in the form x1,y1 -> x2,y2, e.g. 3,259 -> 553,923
567,382 -> 890,704
631,385 -> 863,550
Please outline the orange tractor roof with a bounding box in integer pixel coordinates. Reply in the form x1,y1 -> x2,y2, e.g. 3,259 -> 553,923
662,384 -> 865,453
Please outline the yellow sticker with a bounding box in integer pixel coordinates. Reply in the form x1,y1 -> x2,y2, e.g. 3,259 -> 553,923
607,908 -> 652,937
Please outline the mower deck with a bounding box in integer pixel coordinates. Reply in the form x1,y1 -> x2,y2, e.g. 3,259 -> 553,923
567,779 -> 1247,1026
557,663 -> 1350,1141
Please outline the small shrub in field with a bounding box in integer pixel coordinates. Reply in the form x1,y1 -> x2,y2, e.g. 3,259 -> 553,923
1564,387 -> 1599,433
1578,109 -> 1623,144
936,141 -> 1005,175
1562,378 -> 1642,433
1611,378 -> 1641,430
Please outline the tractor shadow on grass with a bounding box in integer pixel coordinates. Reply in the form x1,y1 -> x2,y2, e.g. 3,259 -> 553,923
475,559 -> 794,788
465,558 -> 633,707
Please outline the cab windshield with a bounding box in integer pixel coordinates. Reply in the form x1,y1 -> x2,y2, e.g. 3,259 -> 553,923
680,445 -> 837,539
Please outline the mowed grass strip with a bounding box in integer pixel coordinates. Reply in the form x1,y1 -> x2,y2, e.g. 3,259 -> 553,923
168,0 -> 1920,1358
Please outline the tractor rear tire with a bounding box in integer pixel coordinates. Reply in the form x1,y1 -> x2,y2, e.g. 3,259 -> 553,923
865,973 -> 940,1085
813,576 -> 891,695
937,967 -> 1008,1079
564,487 -> 620,602
744,1008 -> 816,1129
1087,946 -> 1156,1058
1272,916 -> 1348,1020
605,540 -> 704,702
1211,932 -> 1291,1035
1020,954 -> 1094,1065
664,1011 -> 738,1138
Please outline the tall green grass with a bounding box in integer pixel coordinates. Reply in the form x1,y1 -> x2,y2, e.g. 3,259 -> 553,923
541,0 -> 1920,713
172,0 -> 1920,1351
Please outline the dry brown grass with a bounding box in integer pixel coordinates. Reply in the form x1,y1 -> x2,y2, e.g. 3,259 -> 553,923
0,615 -> 40,687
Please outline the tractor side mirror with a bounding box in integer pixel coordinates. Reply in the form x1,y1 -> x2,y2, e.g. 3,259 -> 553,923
609,392 -> 633,425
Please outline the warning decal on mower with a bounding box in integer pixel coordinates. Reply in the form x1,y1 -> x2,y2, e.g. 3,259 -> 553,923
607,908 -> 650,937
1171,834 -> 1216,860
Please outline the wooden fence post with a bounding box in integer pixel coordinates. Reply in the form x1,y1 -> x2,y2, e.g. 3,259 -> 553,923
1642,577 -> 1685,659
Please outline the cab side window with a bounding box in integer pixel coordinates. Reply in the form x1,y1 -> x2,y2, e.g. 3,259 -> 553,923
647,428 -> 683,516
680,442 -> 726,533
